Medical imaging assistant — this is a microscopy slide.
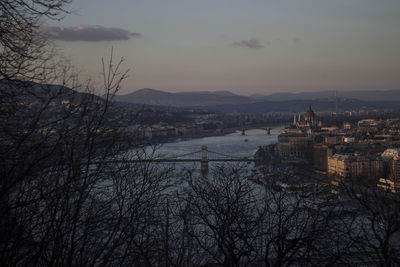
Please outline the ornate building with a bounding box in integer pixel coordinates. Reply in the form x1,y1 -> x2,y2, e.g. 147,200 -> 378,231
293,105 -> 317,128
305,105 -> 315,125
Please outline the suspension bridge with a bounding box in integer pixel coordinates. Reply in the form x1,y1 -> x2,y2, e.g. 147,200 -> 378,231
121,146 -> 255,173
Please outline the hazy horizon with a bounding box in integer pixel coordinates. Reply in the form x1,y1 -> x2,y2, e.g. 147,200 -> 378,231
115,87 -> 400,97
45,0 -> 400,95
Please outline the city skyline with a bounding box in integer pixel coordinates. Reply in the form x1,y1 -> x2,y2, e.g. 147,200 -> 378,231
45,0 -> 400,95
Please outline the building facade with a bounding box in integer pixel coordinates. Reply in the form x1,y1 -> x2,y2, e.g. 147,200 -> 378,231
328,153 -> 384,182
379,148 -> 400,192
277,128 -> 312,160
313,144 -> 334,171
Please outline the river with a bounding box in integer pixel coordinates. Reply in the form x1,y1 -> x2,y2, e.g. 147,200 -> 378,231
155,128 -> 279,159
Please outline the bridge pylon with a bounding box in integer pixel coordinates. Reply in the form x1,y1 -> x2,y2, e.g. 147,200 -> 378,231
201,146 -> 208,174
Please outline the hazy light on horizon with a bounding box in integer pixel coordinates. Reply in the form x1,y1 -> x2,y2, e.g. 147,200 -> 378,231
50,0 -> 400,95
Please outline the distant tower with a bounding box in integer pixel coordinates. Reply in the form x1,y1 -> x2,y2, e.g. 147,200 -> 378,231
305,105 -> 315,126
293,114 -> 297,125
298,113 -> 301,122
201,146 -> 208,175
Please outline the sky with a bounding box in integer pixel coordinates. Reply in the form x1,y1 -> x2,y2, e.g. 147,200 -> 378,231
45,0 -> 400,95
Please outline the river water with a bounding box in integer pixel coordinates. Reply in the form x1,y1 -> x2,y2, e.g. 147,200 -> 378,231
155,128 -> 279,159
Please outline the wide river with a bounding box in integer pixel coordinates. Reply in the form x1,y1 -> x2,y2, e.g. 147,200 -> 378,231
155,128 -> 280,159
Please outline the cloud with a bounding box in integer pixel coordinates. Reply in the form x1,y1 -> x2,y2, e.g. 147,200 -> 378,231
40,25 -> 141,42
232,38 -> 265,49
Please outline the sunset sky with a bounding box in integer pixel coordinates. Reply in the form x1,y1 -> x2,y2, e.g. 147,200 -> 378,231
46,0 -> 400,95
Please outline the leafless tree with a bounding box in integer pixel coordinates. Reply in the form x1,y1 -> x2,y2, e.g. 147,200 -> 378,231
0,0 -> 71,80
5,2 -> 399,266
340,182 -> 400,266
0,50 -> 134,264
183,165 -> 265,267
0,47 -> 183,266
0,1 -> 182,266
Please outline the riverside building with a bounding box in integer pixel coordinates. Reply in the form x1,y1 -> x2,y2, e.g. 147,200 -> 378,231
327,153 -> 384,182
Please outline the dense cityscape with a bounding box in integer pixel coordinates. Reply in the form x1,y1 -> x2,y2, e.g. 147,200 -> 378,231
255,106 -> 400,193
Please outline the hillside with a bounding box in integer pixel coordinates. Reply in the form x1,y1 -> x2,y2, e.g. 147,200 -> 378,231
253,90 -> 400,102
113,88 -> 257,107
201,98 -> 400,113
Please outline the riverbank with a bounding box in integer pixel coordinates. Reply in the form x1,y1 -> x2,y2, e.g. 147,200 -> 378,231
139,124 -> 286,146
137,129 -> 235,146
155,128 -> 280,159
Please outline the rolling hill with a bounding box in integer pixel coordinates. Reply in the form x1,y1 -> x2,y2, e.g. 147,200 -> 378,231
113,88 -> 258,107
252,90 -> 400,102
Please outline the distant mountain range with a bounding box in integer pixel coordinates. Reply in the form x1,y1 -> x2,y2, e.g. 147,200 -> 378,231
251,90 -> 400,102
202,99 -> 393,114
6,79 -> 400,114
0,79 -> 97,104
114,88 -> 400,111
113,88 -> 258,107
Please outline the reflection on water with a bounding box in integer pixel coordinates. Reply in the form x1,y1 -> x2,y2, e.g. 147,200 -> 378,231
131,128 -> 280,174
157,128 -> 279,158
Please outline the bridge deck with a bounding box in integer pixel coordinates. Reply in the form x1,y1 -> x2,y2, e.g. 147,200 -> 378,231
111,147 -> 257,164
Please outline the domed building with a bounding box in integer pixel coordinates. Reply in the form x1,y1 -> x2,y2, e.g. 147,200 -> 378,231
305,105 -> 315,125
293,105 -> 317,128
